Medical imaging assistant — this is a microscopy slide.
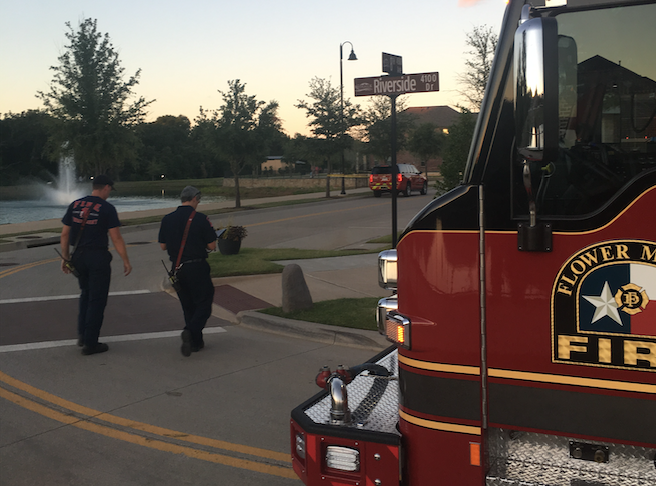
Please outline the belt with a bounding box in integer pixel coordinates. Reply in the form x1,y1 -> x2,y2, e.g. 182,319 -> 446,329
180,258 -> 205,265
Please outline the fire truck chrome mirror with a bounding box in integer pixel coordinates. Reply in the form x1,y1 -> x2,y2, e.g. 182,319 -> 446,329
513,15 -> 559,166
378,249 -> 397,290
514,14 -> 558,253
377,295 -> 398,335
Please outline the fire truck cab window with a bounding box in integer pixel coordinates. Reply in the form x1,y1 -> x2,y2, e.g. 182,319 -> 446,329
515,3 -> 656,217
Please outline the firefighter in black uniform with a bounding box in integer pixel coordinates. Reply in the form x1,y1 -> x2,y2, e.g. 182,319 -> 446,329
159,186 -> 217,356
60,174 -> 132,355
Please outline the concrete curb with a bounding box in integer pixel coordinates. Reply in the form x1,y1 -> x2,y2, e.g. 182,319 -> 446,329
0,236 -> 61,253
237,310 -> 388,351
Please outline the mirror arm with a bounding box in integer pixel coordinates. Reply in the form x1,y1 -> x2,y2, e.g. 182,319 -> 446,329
522,160 -> 537,227
518,160 -> 553,252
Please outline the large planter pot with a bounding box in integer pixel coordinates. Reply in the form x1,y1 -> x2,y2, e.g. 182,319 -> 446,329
218,239 -> 242,255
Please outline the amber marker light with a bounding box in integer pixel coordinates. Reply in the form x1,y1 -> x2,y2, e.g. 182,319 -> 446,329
385,311 -> 411,349
470,442 -> 481,466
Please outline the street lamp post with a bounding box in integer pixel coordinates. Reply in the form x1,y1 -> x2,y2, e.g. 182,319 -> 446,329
340,41 -> 357,195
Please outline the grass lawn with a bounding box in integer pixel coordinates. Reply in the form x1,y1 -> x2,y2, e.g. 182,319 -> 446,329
258,297 -> 380,332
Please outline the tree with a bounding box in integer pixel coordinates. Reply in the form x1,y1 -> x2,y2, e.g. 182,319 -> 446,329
133,115 -> 195,181
407,122 -> 446,177
284,134 -> 320,171
37,18 -> 153,177
360,96 -> 414,164
0,110 -> 55,185
438,109 -> 477,193
295,77 -> 361,197
197,79 -> 281,208
458,25 -> 498,111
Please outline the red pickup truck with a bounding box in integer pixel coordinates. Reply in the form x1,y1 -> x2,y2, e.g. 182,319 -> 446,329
369,164 -> 428,197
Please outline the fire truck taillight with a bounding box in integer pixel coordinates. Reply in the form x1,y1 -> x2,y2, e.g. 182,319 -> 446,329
325,445 -> 360,472
385,311 -> 411,349
295,432 -> 306,460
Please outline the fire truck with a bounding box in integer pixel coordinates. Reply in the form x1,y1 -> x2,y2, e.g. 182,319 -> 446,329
290,0 -> 656,484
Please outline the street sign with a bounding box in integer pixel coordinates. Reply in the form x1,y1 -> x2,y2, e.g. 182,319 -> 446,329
354,72 -> 440,97
382,53 -> 403,75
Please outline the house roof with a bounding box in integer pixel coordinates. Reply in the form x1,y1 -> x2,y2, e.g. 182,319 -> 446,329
402,106 -> 462,128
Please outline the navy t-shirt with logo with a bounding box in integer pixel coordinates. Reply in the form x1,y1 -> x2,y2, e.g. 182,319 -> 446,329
62,196 -> 121,250
158,206 -> 216,264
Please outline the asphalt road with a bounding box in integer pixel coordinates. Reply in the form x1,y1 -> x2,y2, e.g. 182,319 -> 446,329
0,190 -> 434,485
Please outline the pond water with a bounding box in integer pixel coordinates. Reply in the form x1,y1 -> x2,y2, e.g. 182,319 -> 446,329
0,196 -> 225,226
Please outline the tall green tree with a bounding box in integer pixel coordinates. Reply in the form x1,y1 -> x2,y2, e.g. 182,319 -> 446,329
37,18 -> 153,177
197,79 -> 281,208
458,25 -> 498,111
295,77 -> 361,197
407,122 -> 446,177
438,109 -> 477,193
360,96 -> 414,164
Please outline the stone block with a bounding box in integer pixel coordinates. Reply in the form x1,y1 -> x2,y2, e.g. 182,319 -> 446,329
282,264 -> 313,313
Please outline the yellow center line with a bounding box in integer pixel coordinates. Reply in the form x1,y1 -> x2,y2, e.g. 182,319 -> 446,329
0,258 -> 60,279
0,240 -> 155,280
0,387 -> 296,479
0,371 -> 292,469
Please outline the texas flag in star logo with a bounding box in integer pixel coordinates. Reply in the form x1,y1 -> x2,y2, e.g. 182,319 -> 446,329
579,263 -> 656,337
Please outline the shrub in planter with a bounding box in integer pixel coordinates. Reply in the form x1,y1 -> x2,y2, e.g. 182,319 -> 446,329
216,225 -> 247,255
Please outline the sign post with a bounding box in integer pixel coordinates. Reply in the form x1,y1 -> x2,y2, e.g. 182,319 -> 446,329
354,54 -> 439,248
390,93 -> 399,248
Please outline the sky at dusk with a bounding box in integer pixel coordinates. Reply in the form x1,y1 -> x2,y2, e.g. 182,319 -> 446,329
0,0 -> 508,136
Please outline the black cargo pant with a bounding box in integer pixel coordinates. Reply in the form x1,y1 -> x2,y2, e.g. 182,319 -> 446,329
72,248 -> 112,346
176,260 -> 215,346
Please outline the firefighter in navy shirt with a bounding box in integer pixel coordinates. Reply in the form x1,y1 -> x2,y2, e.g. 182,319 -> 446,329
158,186 -> 217,357
60,175 -> 132,355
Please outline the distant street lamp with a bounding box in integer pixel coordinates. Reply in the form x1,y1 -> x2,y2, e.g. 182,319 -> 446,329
340,41 -> 357,195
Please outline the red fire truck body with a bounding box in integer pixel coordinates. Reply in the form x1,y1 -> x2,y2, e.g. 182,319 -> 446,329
291,0 -> 656,484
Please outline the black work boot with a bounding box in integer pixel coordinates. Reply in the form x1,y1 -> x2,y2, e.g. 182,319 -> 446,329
181,330 -> 192,357
81,343 -> 109,355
